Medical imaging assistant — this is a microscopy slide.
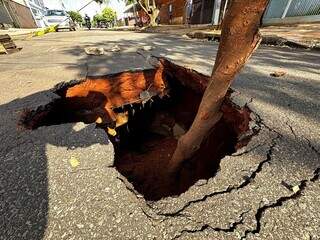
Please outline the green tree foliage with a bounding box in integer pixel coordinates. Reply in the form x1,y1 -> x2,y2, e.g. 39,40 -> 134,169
92,7 -> 117,27
67,11 -> 83,23
93,14 -> 105,26
102,7 -> 117,23
125,0 -> 135,5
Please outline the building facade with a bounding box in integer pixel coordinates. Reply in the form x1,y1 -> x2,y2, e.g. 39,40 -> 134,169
122,0 -> 223,26
157,0 -> 223,25
158,0 -> 186,24
263,0 -> 320,25
123,3 -> 152,26
25,0 -> 47,27
0,0 -> 38,28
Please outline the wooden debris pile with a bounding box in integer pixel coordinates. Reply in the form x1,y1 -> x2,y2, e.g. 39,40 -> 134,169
0,34 -> 21,54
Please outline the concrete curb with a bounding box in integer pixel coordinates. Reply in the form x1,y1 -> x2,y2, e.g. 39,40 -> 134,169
186,31 -> 320,51
261,35 -> 320,51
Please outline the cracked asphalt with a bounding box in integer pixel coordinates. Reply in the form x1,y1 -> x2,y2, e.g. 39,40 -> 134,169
0,30 -> 319,240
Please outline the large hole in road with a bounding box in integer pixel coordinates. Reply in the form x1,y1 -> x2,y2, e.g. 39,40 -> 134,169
20,58 -> 256,201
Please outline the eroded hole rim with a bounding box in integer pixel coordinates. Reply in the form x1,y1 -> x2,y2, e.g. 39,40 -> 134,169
19,60 -> 258,201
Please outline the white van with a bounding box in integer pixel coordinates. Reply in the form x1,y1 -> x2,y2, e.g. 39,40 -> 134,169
44,9 -> 76,31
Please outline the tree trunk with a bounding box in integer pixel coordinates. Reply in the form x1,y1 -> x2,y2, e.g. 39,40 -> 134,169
148,8 -> 160,26
168,0 -> 270,173
138,0 -> 159,27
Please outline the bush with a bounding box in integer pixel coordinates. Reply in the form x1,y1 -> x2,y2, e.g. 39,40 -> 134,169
101,7 -> 117,23
68,11 -> 83,23
93,7 -> 117,27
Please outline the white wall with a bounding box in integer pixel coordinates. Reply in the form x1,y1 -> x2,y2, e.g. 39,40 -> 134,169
11,0 -> 27,6
43,0 -> 64,10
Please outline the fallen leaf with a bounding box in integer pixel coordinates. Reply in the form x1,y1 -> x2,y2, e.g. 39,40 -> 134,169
69,156 -> 80,168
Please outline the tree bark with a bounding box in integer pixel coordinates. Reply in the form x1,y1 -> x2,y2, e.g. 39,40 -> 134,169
149,8 -> 160,26
168,0 -> 270,173
137,0 -> 159,26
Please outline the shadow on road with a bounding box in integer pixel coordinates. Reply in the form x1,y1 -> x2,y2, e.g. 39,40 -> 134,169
0,89 -> 109,240
59,33 -> 320,125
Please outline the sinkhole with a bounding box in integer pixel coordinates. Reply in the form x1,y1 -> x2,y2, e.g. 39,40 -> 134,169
20,58 -> 256,201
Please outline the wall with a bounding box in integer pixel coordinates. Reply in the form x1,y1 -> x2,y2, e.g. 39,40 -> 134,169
190,0 -> 215,24
0,0 -> 13,25
263,0 -> 320,25
158,0 -> 186,24
11,0 -> 26,5
2,0 -> 37,28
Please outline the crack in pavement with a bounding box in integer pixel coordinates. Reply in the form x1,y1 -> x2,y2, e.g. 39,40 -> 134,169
285,121 -> 319,157
285,121 -> 298,139
116,176 -> 168,221
241,163 -> 320,239
111,104 -> 276,222
155,124 -> 281,218
238,120 -> 320,239
303,136 -> 320,156
171,210 -> 250,240
115,110 -> 319,239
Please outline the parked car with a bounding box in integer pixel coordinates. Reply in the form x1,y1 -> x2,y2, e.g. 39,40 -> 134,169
97,20 -> 109,28
44,10 -> 76,31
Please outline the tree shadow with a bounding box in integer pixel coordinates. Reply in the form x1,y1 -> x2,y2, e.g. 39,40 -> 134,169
234,49 -> 320,124
59,32 -> 219,76
56,32 -> 319,125
0,89 -> 110,240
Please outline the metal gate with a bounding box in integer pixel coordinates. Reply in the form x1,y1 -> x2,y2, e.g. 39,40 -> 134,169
0,0 -> 13,26
263,0 -> 320,25
4,0 -> 37,28
191,0 -> 215,24
191,0 -> 202,24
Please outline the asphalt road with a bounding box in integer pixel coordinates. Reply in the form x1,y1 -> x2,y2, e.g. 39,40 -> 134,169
0,30 -> 319,240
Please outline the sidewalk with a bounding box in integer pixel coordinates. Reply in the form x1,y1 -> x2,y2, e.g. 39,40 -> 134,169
0,28 -> 38,40
141,23 -> 320,50
261,24 -> 320,48
0,26 -> 56,40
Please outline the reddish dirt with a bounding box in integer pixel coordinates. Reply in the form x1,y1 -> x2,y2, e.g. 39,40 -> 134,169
114,91 -> 251,200
20,58 -> 254,201
21,64 -> 168,130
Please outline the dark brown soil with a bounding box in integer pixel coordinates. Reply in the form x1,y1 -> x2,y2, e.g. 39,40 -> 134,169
113,84 -> 251,200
